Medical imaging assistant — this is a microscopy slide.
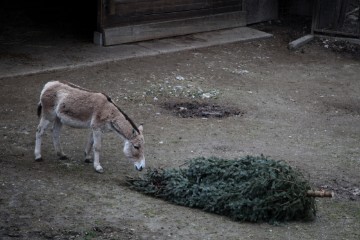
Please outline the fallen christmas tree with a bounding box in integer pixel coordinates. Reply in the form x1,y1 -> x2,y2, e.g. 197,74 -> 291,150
127,155 -> 331,223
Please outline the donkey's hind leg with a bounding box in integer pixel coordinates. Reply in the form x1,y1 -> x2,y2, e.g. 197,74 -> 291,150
53,117 -> 68,160
84,131 -> 94,163
92,129 -> 104,173
35,117 -> 50,161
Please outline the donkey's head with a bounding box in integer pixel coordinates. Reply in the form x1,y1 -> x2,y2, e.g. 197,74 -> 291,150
123,125 -> 145,171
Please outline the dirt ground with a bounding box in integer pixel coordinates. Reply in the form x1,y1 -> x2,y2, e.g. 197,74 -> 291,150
1,22 -> 360,239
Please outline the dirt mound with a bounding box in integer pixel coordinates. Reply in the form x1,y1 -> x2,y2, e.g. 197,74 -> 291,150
162,101 -> 244,118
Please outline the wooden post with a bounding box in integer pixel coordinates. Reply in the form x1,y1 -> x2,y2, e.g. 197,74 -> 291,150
358,0 -> 360,36
311,0 -> 320,35
96,0 -> 104,32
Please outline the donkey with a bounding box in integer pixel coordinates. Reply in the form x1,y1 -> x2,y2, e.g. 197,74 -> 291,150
34,81 -> 145,173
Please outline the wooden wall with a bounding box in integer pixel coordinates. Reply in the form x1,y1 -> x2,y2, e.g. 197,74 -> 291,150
101,0 -> 243,28
98,0 -> 246,45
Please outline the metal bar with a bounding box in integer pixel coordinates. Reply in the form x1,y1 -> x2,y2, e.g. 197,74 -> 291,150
358,0 -> 360,34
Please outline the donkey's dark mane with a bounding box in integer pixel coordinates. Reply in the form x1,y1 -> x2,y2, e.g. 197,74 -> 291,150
102,93 -> 140,134
62,81 -> 140,134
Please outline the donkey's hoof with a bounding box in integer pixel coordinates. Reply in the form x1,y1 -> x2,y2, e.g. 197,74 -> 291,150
95,166 -> 104,173
85,158 -> 92,163
58,155 -> 68,160
35,157 -> 43,162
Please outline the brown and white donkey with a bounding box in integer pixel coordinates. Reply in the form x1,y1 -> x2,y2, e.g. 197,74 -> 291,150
34,81 -> 145,173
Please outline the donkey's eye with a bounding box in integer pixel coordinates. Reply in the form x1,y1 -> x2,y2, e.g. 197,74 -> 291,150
133,145 -> 140,150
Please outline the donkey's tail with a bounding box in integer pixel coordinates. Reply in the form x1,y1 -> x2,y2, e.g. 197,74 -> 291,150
37,102 -> 42,117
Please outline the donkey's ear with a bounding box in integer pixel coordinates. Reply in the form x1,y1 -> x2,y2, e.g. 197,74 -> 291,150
138,124 -> 143,132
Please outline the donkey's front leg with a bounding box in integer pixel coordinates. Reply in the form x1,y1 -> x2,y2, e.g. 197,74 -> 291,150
92,129 -> 104,173
35,117 -> 50,161
84,131 -> 94,163
53,117 -> 68,160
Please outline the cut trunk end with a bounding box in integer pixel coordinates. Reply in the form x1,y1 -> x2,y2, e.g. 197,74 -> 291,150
307,190 -> 334,198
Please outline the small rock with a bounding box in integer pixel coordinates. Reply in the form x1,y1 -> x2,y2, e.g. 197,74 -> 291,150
201,93 -> 212,99
352,188 -> 360,196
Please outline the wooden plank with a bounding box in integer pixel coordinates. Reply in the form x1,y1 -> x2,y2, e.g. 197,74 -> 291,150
313,28 -> 360,37
113,0 -> 238,6
104,6 -> 242,27
103,11 -> 246,45
114,3 -> 241,18
102,0 -> 242,28
113,0 -> 241,15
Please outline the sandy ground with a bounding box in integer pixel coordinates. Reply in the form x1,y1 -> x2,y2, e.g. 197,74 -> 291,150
0,23 -> 360,239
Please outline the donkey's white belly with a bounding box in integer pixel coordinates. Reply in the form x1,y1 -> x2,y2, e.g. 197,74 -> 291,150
58,114 -> 91,128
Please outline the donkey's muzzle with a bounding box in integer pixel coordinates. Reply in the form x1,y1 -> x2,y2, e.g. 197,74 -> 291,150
134,159 -> 145,171
135,165 -> 143,171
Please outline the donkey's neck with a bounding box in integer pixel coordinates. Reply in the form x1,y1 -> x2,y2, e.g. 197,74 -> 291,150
111,110 -> 136,140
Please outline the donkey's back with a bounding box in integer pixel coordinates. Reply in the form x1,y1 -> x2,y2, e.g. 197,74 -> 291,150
39,81 -> 109,129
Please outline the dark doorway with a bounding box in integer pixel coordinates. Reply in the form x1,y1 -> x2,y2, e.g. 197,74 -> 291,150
0,0 -> 97,45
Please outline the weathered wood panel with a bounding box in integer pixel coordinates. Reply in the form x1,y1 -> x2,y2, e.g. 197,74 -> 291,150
312,0 -> 360,37
103,11 -> 246,45
101,0 -> 243,28
99,0 -> 245,45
